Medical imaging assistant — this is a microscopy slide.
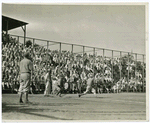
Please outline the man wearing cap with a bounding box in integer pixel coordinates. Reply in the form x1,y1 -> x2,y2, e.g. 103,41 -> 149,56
52,74 -> 62,97
18,52 -> 33,103
78,72 -> 96,97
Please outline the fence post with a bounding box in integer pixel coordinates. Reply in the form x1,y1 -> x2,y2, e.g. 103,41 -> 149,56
6,20 -> 9,42
120,52 -> 122,80
143,55 -> 145,92
103,49 -> 105,84
71,44 -> 73,72
32,39 -> 35,88
83,46 -> 85,71
47,41 -> 49,71
127,52 -> 130,92
32,38 -> 35,55
135,53 -> 137,89
17,36 -> 19,45
72,44 -> 73,54
135,54 -> 137,76
93,48 -> 95,75
24,25 -> 26,45
59,43 -> 61,74
112,50 -> 113,83
17,36 -> 20,62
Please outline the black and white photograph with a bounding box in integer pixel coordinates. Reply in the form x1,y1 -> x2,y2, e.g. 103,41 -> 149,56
1,1 -> 149,122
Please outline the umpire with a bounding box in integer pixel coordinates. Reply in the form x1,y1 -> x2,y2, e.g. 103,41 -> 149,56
18,52 -> 33,103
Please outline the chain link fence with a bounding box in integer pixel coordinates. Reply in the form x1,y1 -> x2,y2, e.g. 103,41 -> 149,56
2,34 -> 146,93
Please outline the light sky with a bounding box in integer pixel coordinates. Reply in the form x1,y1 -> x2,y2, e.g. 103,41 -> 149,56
2,3 -> 146,56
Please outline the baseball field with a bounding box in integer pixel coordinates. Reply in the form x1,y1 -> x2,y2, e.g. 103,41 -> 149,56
2,93 -> 147,121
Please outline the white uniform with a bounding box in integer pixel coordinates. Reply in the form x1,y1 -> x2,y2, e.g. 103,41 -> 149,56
83,77 -> 96,95
52,78 -> 61,95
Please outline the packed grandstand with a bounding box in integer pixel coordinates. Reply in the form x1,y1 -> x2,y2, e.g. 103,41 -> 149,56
2,31 -> 146,94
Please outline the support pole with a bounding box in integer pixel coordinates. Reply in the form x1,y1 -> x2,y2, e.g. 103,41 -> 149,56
112,50 -> 113,83
135,53 -> 137,83
6,20 -> 9,41
142,55 -> 145,92
119,51 -> 122,93
59,43 -> 61,73
24,25 -> 26,45
16,36 -> 20,62
127,53 -> 130,92
47,41 -> 52,93
72,44 -> 73,62
120,52 -> 122,80
103,49 -> 105,84
6,20 -> 8,35
72,44 -> 73,54
83,46 -> 85,71
71,44 -> 73,72
17,36 -> 19,44
32,39 -> 35,60
32,39 -> 35,87
47,41 -> 49,71
33,39 -> 35,48
93,48 -> 95,75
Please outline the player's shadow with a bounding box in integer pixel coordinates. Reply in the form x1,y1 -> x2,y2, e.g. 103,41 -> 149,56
2,102 -> 73,120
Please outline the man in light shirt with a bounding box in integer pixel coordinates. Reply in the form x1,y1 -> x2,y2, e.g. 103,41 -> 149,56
18,52 -> 33,104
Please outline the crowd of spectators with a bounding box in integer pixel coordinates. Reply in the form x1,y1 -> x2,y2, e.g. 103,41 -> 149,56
2,33 -> 146,93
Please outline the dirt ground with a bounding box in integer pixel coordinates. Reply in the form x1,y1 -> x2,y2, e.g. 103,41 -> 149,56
2,93 -> 146,121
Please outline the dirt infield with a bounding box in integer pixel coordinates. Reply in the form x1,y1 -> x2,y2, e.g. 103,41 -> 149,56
2,93 -> 146,121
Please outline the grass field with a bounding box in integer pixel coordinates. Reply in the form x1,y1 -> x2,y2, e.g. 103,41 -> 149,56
2,93 -> 146,121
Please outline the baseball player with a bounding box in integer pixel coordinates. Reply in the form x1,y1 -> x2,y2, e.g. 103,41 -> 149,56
78,72 -> 96,97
